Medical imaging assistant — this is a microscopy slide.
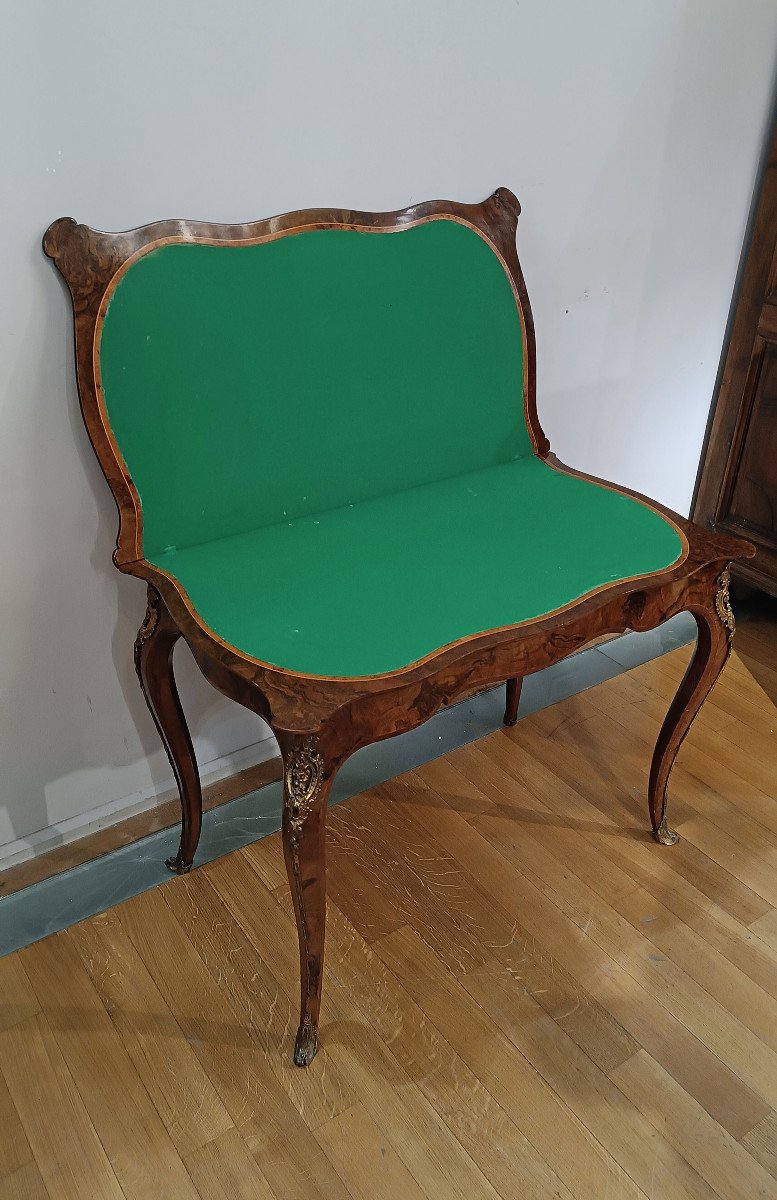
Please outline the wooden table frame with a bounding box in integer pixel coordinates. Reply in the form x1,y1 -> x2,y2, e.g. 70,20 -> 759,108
44,190 -> 753,1065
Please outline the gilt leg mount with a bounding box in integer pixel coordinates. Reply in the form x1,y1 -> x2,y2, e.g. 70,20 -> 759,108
648,568 -> 734,846
714,566 -> 736,640
281,735 -> 330,1067
134,586 -> 203,875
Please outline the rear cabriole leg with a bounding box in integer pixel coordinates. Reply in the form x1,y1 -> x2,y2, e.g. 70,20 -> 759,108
134,585 -> 203,873
504,676 -> 523,727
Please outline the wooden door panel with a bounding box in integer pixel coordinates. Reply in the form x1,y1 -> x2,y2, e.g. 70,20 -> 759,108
694,111 -> 777,595
729,338 -> 777,544
726,341 -> 777,545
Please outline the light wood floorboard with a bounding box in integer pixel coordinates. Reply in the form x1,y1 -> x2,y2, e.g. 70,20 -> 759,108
1,617 -> 775,1199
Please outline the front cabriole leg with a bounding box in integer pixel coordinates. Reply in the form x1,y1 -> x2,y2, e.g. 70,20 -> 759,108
277,731 -> 335,1066
134,585 -> 203,873
648,567 -> 735,845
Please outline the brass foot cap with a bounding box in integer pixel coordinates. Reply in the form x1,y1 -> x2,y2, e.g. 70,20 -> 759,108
654,817 -> 679,847
165,854 -> 193,875
294,1023 -> 318,1067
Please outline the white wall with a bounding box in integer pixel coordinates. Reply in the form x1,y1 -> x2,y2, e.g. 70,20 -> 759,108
1,0 -> 775,858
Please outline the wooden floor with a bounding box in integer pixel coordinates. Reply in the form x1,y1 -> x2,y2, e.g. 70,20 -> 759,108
1,607 -> 776,1200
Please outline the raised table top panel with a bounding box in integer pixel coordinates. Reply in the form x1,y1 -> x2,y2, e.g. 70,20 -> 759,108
99,218 -> 531,559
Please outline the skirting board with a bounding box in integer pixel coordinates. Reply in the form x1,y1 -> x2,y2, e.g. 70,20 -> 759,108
0,734 -> 278,873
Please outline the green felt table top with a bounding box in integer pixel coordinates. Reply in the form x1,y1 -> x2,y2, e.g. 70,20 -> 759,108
98,214 -> 683,678
149,458 -> 684,678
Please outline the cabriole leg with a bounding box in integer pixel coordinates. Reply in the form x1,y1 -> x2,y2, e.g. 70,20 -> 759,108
278,733 -> 333,1066
648,568 -> 735,845
504,676 -> 523,727
134,586 -> 203,874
